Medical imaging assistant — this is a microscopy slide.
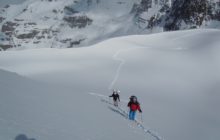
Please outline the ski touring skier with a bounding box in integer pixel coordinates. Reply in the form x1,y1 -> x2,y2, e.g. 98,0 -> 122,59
109,90 -> 120,107
127,95 -> 142,120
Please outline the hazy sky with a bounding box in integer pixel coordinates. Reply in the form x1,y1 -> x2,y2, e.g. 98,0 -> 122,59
0,0 -> 26,7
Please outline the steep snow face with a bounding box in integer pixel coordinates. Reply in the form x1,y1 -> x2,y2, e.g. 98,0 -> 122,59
0,29 -> 220,140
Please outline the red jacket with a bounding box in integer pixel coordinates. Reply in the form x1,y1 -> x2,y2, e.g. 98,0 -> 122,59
128,101 -> 142,112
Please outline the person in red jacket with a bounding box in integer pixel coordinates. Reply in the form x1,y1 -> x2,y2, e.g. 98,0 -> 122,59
127,96 -> 142,120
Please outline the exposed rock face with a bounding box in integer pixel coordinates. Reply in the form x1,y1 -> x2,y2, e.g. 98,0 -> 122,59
69,38 -> 85,48
63,15 -> 92,28
0,17 -> 5,23
60,38 -> 72,43
209,1 -> 220,21
14,18 -> 24,22
2,21 -> 18,32
131,0 -> 220,31
16,30 -> 39,39
214,11 -> 220,20
131,0 -> 152,15
64,6 -> 78,15
0,0 -> 220,51
131,0 -> 171,30
24,22 -> 37,26
164,0 -> 209,30
0,44 -> 13,50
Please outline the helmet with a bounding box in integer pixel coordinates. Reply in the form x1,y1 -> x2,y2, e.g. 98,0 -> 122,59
130,95 -> 136,99
130,95 -> 137,101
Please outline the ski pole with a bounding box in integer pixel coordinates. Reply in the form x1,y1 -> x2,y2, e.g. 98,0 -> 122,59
127,108 -> 130,119
140,113 -> 143,123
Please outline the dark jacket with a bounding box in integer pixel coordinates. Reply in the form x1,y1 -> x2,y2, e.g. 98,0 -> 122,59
109,93 -> 120,101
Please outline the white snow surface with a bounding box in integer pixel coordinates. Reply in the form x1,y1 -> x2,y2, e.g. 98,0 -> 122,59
0,29 -> 220,140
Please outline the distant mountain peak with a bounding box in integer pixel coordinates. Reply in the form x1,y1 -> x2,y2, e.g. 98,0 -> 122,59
0,0 -> 219,50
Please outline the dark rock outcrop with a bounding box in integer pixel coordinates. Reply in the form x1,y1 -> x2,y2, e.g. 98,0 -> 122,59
24,22 -> 37,26
68,38 -> 85,48
0,17 -> 5,23
0,44 -> 13,50
63,15 -> 92,28
14,19 -> 24,22
16,30 -> 39,39
2,21 -> 19,33
164,0 -> 209,30
64,6 -> 78,15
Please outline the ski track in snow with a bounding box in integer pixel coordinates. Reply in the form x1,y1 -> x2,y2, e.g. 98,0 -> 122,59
88,92 -> 128,103
88,92 -> 164,140
89,43 -> 166,140
108,47 -> 146,90
107,31 -> 192,90
108,49 -> 126,90
89,31 -> 200,139
100,98 -> 164,140
102,30 -> 205,140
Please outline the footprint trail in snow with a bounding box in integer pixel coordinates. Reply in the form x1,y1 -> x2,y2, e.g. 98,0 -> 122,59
89,46 -> 165,140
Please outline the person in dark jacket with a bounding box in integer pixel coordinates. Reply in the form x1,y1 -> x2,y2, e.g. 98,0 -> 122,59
109,90 -> 120,106
127,96 -> 142,120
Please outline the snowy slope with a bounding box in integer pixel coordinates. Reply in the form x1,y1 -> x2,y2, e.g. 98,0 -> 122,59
0,69 -> 150,140
0,29 -> 220,140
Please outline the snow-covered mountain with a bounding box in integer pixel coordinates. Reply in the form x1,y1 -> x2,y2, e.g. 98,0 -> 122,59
0,29 -> 220,140
0,0 -> 220,50
164,0 -> 220,30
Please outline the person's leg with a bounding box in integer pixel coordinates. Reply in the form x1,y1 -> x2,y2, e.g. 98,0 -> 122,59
129,110 -> 133,120
115,100 -> 118,106
129,111 -> 135,120
131,111 -> 136,120
113,100 -> 117,106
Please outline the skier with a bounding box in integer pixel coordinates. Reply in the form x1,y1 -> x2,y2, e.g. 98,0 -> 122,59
109,90 -> 120,107
127,95 -> 142,120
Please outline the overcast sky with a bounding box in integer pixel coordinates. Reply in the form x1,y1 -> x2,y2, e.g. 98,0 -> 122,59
0,0 -> 26,7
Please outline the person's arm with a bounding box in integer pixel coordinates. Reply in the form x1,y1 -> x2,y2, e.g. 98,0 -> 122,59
118,95 -> 120,102
138,105 -> 142,113
127,102 -> 130,107
109,94 -> 113,97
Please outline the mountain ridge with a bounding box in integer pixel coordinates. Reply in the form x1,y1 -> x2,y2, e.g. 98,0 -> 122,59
0,0 -> 219,50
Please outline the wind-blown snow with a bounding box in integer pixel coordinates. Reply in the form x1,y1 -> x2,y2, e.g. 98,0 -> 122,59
0,29 -> 220,140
